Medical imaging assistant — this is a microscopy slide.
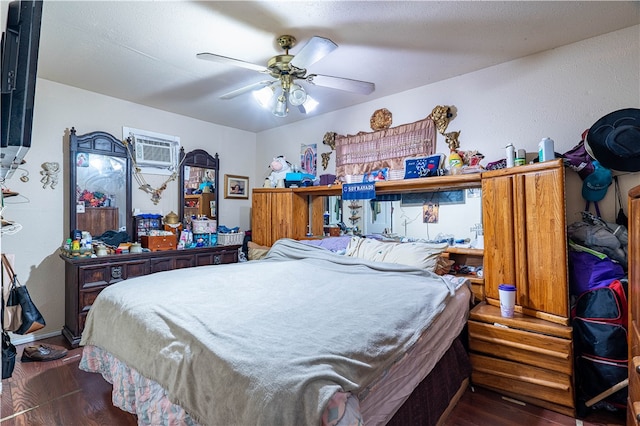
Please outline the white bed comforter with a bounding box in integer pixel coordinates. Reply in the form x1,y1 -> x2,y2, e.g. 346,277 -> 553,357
80,239 -> 458,426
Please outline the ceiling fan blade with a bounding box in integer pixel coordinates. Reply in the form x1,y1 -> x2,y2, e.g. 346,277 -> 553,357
290,36 -> 337,69
197,52 -> 267,73
220,80 -> 275,100
306,74 -> 375,95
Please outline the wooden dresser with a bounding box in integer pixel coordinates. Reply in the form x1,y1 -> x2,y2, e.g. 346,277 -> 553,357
469,303 -> 574,415
60,245 -> 239,347
469,160 -> 574,416
628,184 -> 640,424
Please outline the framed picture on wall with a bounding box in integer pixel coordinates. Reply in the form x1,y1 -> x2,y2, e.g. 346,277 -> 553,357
224,175 -> 249,199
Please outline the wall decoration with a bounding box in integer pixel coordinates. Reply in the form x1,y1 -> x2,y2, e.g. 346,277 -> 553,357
335,116 -> 436,179
429,105 -> 452,135
224,175 -> 249,199
423,202 -> 439,224
321,151 -> 332,170
323,132 -> 336,150
301,143 -> 317,176
370,108 -> 393,131
123,138 -> 181,205
40,162 -> 60,189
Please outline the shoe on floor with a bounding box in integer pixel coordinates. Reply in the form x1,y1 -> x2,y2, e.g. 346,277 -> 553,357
21,344 -> 68,362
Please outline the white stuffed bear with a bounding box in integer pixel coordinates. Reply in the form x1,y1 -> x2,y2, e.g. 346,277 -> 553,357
268,156 -> 291,187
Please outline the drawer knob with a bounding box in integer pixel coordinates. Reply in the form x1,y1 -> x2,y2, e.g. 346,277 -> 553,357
637,364 -> 640,374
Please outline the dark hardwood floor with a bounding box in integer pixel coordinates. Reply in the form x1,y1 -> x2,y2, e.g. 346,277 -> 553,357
1,335 -> 626,425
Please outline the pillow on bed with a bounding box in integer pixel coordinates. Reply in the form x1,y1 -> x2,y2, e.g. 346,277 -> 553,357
345,237 -> 395,262
346,237 -> 448,271
248,241 -> 270,261
383,241 -> 449,271
299,236 -> 352,253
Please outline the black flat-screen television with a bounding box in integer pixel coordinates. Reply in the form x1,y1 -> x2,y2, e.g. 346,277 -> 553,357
1,0 -> 42,180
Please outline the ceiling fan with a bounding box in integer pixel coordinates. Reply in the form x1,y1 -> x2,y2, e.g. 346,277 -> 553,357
196,35 -> 375,116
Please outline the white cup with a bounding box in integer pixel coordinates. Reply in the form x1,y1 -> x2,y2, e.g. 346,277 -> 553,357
498,284 -> 516,318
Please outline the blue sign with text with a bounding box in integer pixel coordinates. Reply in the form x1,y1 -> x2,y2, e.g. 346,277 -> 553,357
342,182 -> 376,200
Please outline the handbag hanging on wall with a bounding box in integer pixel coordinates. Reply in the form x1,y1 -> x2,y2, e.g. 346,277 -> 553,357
2,329 -> 16,379
1,271 -> 17,379
1,254 -> 46,335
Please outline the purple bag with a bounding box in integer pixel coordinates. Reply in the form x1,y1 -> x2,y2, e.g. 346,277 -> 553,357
562,131 -> 595,180
568,250 -> 624,296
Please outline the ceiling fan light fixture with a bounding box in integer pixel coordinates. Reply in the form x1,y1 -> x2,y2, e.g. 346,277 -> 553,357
300,95 -> 318,114
288,83 -> 307,106
273,94 -> 289,117
253,86 -> 274,109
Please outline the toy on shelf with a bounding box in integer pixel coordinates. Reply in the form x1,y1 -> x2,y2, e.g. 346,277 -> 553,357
267,156 -> 292,188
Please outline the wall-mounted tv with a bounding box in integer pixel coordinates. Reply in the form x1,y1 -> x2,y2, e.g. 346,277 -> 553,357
1,0 -> 42,180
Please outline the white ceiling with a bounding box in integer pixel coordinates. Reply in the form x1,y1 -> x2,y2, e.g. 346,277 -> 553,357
34,1 -> 640,133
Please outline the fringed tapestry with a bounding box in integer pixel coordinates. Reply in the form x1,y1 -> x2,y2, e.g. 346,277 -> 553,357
335,116 -> 436,180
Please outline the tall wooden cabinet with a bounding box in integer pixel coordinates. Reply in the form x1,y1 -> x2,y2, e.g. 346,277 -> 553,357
481,159 -> 569,322
628,184 -> 640,425
469,160 -> 574,416
252,188 -> 323,247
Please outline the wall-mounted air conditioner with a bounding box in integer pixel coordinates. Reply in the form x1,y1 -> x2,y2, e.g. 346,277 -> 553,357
123,127 -> 180,175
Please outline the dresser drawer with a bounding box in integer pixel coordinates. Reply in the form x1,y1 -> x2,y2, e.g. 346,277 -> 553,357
468,320 -> 572,375
471,353 -> 574,408
79,287 -> 103,312
78,259 -> 149,289
141,235 -> 177,251
78,265 -> 111,289
195,249 -> 238,266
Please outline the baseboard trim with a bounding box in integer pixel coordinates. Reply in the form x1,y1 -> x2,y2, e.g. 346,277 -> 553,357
8,329 -> 62,346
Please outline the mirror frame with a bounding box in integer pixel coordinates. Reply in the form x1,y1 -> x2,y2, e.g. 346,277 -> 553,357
179,148 -> 220,223
69,127 -> 133,238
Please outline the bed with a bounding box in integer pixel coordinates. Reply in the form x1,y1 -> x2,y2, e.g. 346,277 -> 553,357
79,238 -> 472,425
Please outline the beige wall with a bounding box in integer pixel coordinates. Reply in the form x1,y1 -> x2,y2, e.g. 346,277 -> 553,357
2,25 -> 639,344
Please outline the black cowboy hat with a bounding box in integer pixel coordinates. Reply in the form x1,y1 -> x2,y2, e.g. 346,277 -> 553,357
585,108 -> 640,172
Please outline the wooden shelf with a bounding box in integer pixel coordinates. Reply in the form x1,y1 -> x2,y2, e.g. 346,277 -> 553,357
284,173 -> 482,196
442,246 -> 484,302
445,247 -> 483,256
185,193 -> 216,219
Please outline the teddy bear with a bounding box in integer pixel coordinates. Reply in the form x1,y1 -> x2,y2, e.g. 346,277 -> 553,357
268,156 -> 292,187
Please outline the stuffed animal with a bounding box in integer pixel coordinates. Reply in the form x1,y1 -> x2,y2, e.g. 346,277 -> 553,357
268,156 -> 292,187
